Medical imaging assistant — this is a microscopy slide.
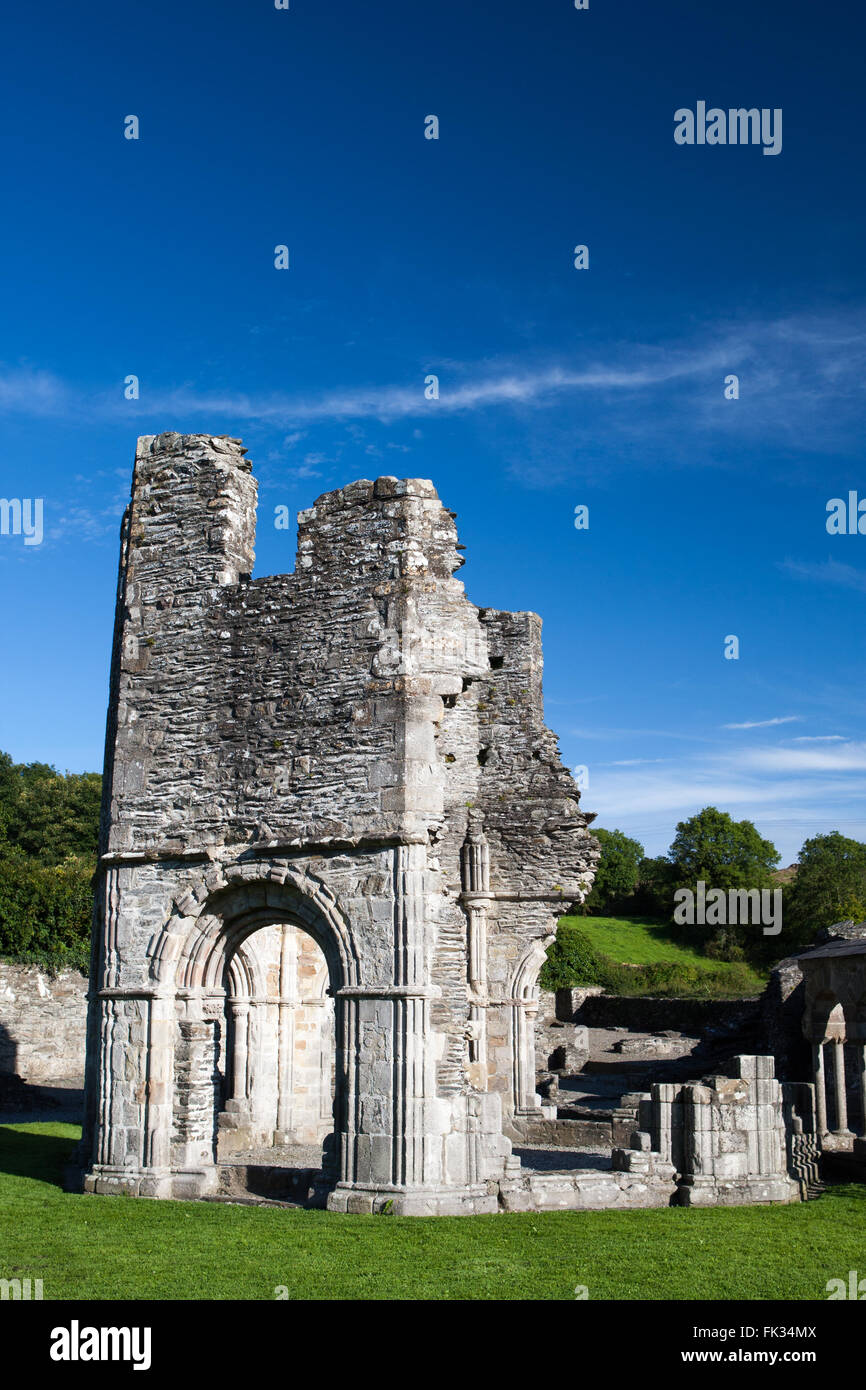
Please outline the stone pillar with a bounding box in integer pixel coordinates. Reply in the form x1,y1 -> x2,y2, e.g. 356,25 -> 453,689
682,1083 -> 715,1178
275,926 -> 297,1142
329,843 -> 440,1206
858,1045 -> 866,1140
142,993 -> 174,1172
510,996 -> 538,1114
748,1054 -> 785,1177
672,1059 -> 797,1207
336,991 -> 356,1187
173,1004 -> 221,1182
83,990 -> 176,1198
327,843 -> 497,1214
94,996 -> 118,1169
813,1041 -> 829,1136
832,1038 -> 852,1136
229,1000 -> 249,1103
649,1083 -> 678,1166
461,820 -> 490,1086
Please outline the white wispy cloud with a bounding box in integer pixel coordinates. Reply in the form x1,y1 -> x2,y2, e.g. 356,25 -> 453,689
779,558 -> 866,594
582,734 -> 866,860
120,352 -> 731,426
0,366 -> 74,417
739,741 -> 866,773
0,307 -> 864,438
723,716 -> 801,730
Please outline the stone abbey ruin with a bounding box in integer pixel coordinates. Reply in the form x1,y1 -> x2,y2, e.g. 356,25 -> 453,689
72,432 -> 860,1214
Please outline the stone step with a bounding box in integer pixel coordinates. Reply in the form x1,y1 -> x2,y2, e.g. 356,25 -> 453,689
510,1114 -> 613,1149
204,1193 -> 305,1210
555,1104 -> 616,1121
217,1162 -> 328,1206
499,1167 -> 675,1211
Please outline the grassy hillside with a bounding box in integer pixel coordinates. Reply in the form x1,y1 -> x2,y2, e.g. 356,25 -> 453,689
543,916 -> 767,997
576,915 -> 721,965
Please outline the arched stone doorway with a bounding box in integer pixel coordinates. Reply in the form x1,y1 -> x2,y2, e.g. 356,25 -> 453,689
216,919 -> 336,1168
137,870 -> 357,1202
796,937 -> 866,1161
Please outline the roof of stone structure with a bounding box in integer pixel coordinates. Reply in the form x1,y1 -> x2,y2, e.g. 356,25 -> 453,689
795,938 -> 866,961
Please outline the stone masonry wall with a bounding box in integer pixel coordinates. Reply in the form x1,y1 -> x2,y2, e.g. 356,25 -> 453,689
80,433 -> 599,1212
0,962 -> 88,1082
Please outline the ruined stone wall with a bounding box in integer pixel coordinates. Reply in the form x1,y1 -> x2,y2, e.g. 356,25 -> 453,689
0,962 -> 88,1082
103,439 -> 465,859
564,992 -> 763,1036
81,432 -> 599,1212
621,1055 -> 799,1206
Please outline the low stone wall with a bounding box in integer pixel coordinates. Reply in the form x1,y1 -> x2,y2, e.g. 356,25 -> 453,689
557,989 -> 762,1038
0,961 -> 88,1082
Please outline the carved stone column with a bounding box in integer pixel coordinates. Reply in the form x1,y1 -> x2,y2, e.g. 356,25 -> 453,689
229,999 -> 249,1104
832,1037 -> 853,1137
84,989 -> 176,1198
275,926 -> 297,1142
813,1041 -> 829,1137
461,817 -> 491,1086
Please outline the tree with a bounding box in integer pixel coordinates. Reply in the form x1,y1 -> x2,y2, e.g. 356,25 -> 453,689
0,752 -> 101,864
0,751 -> 100,969
0,843 -> 93,969
667,807 -> 780,960
785,832 -> 866,944
583,828 -> 645,914
632,855 -> 678,918
668,807 -> 779,893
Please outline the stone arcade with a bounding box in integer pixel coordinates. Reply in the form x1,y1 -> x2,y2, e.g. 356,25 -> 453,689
77,432 -> 601,1214
797,931 -> 866,1165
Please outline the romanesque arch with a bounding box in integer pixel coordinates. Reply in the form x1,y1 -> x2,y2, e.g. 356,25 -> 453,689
147,872 -> 355,1190
147,866 -> 360,993
807,992 -> 861,1142
509,935 -> 555,1116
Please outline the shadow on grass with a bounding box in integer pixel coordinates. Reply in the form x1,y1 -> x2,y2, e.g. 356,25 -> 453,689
0,1123 -> 81,1188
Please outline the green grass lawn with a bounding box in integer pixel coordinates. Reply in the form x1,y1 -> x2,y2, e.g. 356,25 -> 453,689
0,1123 -> 862,1301
567,914 -> 767,992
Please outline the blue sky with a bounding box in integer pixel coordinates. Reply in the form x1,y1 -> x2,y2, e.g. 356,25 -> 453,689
1,0 -> 865,863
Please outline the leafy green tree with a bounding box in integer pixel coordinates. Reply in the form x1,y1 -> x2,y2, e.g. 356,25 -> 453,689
0,751 -> 100,969
667,807 -> 780,960
583,828 -> 645,914
668,807 -> 779,893
785,832 -> 866,944
0,844 -> 93,969
0,752 -> 101,864
632,855 -> 678,919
